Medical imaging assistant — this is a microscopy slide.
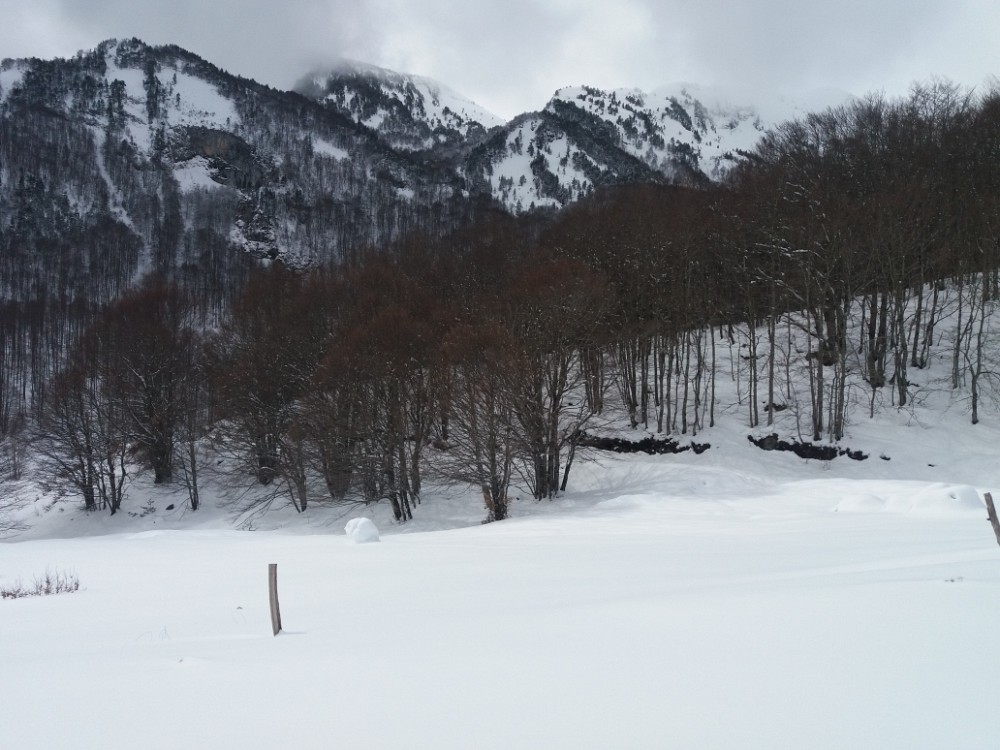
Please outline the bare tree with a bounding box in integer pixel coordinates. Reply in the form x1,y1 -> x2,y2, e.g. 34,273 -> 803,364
502,256 -> 609,499
437,322 -> 518,521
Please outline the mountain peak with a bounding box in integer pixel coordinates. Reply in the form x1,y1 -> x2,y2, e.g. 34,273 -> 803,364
295,61 -> 504,152
543,83 -> 852,183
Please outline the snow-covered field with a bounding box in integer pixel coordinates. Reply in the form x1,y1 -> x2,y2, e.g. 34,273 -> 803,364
3,404 -> 999,749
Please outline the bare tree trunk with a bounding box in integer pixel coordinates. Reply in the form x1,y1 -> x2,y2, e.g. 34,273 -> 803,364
692,329 -> 704,436
766,313 -> 776,426
918,284 -> 940,369
654,338 -> 666,433
681,330 -> 691,434
970,286 -> 988,425
810,305 -> 825,442
616,339 -> 639,429
640,337 -> 650,430
954,275 -> 965,389
747,323 -> 759,428
666,340 -> 676,433
910,285 -> 924,368
709,326 -> 717,428
893,287 -> 909,408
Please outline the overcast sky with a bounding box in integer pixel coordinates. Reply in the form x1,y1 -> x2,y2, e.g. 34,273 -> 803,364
1,0 -> 998,119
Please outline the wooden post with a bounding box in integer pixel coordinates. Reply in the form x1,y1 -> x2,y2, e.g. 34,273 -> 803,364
985,494 -> 1000,549
268,563 -> 282,636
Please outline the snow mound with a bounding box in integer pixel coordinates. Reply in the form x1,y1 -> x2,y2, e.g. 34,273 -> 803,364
345,517 -> 380,543
834,484 -> 984,516
906,484 -> 984,516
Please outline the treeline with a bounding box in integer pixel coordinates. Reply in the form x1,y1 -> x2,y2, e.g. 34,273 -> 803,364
548,81 -> 1000,441
23,217 -> 613,523
729,81 -> 1000,434
6,80 -> 1000,522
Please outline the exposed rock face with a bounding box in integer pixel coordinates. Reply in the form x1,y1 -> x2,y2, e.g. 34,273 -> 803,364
171,127 -> 276,189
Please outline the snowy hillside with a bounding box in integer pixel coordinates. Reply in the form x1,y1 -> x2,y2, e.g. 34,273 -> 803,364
472,111 -> 637,212
464,107 -> 664,213
550,83 -> 852,180
102,46 -> 239,155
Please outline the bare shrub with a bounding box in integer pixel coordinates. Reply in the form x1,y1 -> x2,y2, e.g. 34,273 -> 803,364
1,569 -> 80,599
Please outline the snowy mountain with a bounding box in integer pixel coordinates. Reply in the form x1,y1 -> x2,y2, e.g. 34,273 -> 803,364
0,37 -> 845,287
459,83 -> 852,213
296,61 -> 505,154
461,108 -> 662,213
293,63 -> 851,214
550,83 -> 851,180
0,38 -> 475,292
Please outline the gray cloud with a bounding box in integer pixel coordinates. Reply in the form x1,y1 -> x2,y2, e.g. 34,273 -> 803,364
0,0 -> 381,90
1,0 -> 998,119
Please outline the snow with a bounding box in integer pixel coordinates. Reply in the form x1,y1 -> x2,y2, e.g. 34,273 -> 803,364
481,82 -> 851,209
3,464 -> 997,748
100,43 -> 239,158
89,125 -> 139,232
171,156 -> 222,192
362,109 -> 387,131
313,60 -> 503,151
654,82 -> 853,162
796,482 -> 988,516
312,137 -> 349,161
405,73 -> 506,130
331,60 -> 505,131
0,63 -> 25,103
551,83 -> 852,180
4,407 -> 1000,748
164,71 -> 239,130
489,118 -> 564,212
345,517 -> 380,543
104,60 -> 153,152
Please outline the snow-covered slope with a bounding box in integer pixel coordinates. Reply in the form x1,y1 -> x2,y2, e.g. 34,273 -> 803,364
549,83 -> 852,180
297,61 -> 505,152
100,44 -> 240,158
463,108 -> 663,214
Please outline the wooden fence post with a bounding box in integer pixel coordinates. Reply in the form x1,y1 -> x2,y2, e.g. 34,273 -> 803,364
268,563 -> 282,636
984,493 -> 1000,549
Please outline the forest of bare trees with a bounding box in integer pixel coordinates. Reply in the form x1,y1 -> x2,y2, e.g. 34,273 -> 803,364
5,81 -> 1000,523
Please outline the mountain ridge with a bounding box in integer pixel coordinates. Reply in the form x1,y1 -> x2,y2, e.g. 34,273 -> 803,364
0,37 -> 847,277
